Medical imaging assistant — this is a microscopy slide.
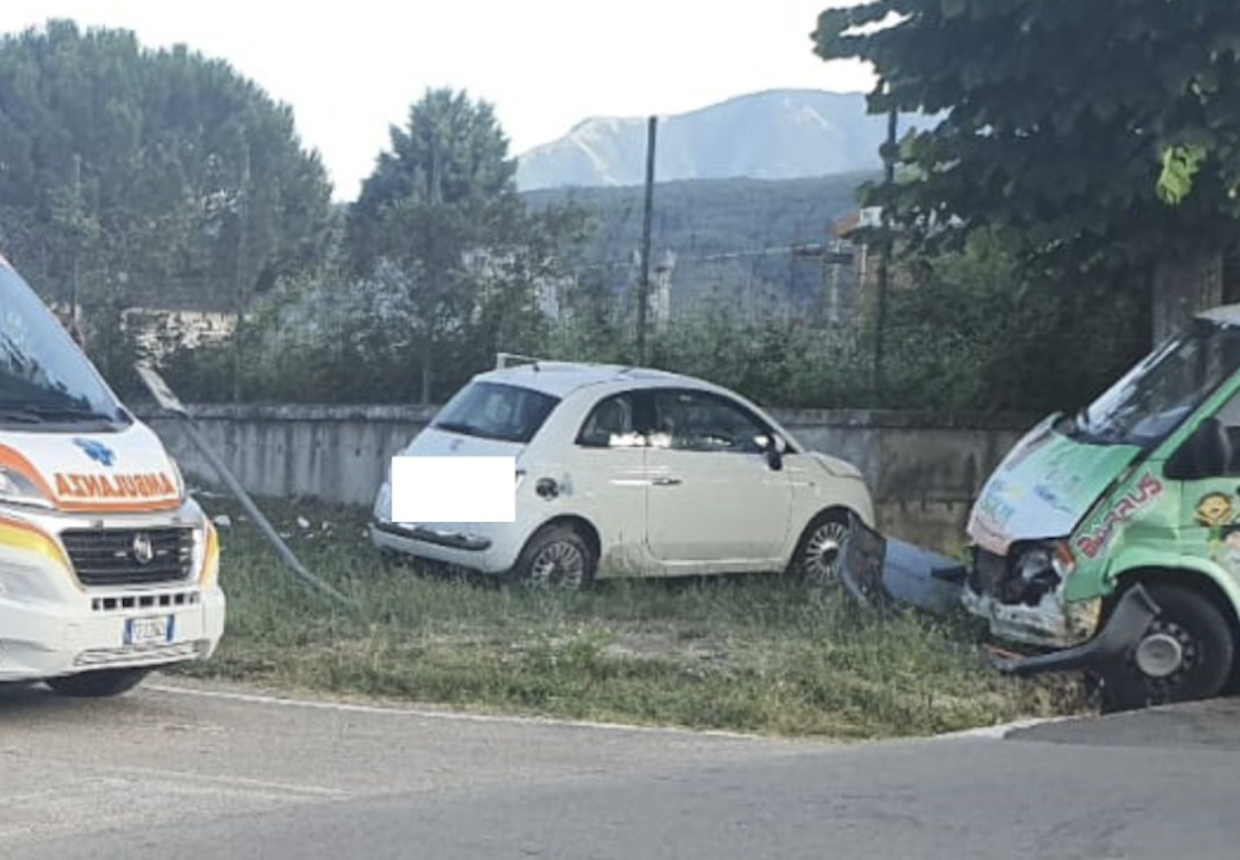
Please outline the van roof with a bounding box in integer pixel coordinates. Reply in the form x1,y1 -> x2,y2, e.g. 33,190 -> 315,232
470,362 -> 709,399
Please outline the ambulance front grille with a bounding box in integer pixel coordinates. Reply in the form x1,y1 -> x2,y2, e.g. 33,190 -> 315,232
61,528 -> 194,586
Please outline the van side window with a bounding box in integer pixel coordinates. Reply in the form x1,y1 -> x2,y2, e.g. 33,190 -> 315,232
1212,390 -> 1240,474
577,393 -> 644,449
650,390 -> 769,454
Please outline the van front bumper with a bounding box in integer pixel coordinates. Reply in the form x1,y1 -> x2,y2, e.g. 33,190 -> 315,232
987,586 -> 1159,677
961,585 -> 1103,650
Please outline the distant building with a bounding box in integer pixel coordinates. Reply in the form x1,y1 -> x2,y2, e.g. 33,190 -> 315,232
829,206 -> 915,325
123,308 -> 237,357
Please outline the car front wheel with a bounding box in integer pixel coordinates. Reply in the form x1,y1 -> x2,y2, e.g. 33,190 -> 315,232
790,513 -> 849,590
1103,584 -> 1235,712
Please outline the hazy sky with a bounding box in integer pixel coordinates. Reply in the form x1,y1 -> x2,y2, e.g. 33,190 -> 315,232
0,1 -> 874,200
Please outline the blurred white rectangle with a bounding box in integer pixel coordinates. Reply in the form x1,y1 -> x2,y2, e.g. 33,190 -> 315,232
391,456 -> 516,523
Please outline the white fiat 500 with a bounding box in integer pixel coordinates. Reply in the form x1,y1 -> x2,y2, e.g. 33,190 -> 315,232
371,362 -> 875,586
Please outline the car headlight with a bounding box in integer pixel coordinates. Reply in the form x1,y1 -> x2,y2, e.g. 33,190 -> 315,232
1051,540 -> 1077,578
0,467 -> 53,509
1017,546 -> 1053,583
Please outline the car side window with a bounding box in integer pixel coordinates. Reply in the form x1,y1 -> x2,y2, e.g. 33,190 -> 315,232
577,393 -> 645,449
651,390 -> 769,454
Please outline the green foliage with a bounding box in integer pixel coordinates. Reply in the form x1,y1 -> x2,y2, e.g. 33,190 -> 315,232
340,88 -> 584,402
814,0 -> 1240,277
1159,144 -> 1208,206
879,232 -> 1147,411
545,231 -> 1141,414
349,88 -> 518,269
0,20 -> 335,314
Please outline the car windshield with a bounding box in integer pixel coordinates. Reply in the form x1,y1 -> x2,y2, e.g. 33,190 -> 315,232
0,262 -> 128,430
433,381 -> 559,443
1070,318 -> 1240,449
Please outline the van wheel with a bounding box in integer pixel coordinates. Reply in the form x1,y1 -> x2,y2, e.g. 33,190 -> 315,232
789,512 -> 849,589
46,668 -> 150,698
1103,584 -> 1235,712
513,525 -> 596,590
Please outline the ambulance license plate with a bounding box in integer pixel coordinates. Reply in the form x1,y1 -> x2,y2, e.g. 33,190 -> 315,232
125,615 -> 174,646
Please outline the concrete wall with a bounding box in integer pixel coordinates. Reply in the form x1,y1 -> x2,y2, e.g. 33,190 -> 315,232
142,404 -> 1038,552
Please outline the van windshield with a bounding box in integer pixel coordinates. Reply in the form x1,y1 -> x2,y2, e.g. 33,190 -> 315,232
1070,318 -> 1240,449
433,381 -> 559,443
0,263 -> 128,429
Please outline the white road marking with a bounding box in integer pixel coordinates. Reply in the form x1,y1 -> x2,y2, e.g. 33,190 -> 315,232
85,762 -> 347,798
145,682 -> 780,742
935,715 -> 1073,740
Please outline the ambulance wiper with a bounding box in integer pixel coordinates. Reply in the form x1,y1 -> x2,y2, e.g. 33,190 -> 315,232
0,407 -> 44,424
8,404 -> 121,423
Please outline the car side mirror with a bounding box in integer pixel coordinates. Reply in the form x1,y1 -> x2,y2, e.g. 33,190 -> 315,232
756,434 -> 785,471
1167,417 -> 1232,480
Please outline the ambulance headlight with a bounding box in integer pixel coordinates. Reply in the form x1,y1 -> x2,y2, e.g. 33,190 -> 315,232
0,468 -> 53,509
168,456 -> 187,500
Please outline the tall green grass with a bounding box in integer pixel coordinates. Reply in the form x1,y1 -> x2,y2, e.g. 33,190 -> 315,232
175,497 -> 1087,738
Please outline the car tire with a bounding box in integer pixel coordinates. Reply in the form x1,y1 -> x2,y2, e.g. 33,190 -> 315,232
46,668 -> 151,698
789,512 -> 850,590
512,524 -> 596,590
1102,584 -> 1235,713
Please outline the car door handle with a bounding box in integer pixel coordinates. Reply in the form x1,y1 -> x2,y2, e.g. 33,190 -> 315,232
652,477 -> 682,487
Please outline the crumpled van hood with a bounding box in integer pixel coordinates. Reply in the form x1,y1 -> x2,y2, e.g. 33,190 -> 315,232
968,416 -> 1141,555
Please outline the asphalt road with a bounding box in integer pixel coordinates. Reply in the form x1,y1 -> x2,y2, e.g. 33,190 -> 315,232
3,678 -> 1239,859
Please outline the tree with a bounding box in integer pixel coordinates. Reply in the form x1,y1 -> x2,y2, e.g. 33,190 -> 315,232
814,0 -> 1240,341
348,88 -> 582,403
0,20 -> 335,321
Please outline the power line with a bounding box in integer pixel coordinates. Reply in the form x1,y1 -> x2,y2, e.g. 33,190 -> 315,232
571,242 -> 853,272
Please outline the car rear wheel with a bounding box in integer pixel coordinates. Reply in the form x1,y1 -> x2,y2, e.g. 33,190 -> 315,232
1103,584 -> 1235,712
46,668 -> 151,698
513,525 -> 596,590
790,513 -> 849,590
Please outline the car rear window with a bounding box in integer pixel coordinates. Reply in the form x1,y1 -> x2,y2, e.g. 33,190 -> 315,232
432,381 -> 559,443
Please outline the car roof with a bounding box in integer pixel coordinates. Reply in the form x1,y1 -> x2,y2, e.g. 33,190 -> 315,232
1199,305 -> 1240,327
469,362 -> 722,399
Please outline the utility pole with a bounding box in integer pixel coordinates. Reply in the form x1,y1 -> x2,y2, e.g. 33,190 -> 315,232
421,135 -> 441,405
70,152 -> 82,329
874,100 -> 898,402
233,137 -> 251,404
636,116 -> 657,366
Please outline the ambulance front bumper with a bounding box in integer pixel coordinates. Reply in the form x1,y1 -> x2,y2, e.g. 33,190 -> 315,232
0,499 -> 225,682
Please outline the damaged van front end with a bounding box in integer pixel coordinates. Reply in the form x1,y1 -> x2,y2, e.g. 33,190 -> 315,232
846,309 -> 1240,710
961,412 -> 1159,674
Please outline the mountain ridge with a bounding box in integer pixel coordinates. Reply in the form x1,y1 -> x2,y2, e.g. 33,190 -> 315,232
516,89 -> 924,191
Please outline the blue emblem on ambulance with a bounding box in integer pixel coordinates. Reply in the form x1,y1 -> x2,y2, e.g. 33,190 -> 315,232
74,438 -> 116,467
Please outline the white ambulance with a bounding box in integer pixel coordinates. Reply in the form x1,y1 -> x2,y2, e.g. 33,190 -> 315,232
0,255 -> 225,696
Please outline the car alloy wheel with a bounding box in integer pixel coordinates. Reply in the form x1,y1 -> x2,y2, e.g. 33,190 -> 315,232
529,539 -> 588,588
802,519 -> 848,587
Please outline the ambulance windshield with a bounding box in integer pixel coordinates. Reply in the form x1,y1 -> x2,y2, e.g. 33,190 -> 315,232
0,262 -> 129,430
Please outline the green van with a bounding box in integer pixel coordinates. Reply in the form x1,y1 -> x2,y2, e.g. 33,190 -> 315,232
963,306 -> 1240,709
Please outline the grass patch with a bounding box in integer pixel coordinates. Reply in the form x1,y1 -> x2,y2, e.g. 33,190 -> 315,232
174,495 -> 1091,738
